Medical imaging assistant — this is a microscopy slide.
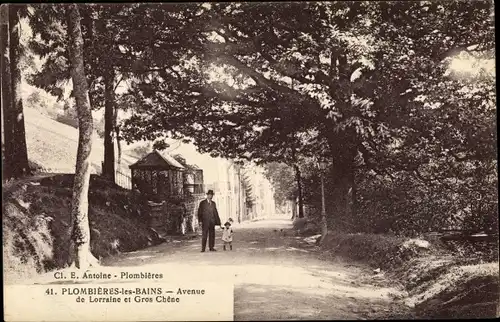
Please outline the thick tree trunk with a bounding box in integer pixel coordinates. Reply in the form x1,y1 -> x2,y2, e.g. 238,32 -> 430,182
1,6 -> 14,180
66,4 -> 99,269
103,69 -> 115,182
293,163 -> 304,218
327,154 -> 356,232
9,5 -> 30,178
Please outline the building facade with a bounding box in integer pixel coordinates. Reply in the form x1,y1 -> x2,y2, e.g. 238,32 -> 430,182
164,139 -> 276,225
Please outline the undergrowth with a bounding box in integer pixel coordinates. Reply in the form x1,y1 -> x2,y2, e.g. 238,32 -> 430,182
314,230 -> 499,319
3,175 -> 162,283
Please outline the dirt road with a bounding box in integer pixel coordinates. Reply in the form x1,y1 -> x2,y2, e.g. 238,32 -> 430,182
100,216 -> 409,320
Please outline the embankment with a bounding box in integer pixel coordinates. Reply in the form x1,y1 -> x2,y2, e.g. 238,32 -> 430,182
3,174 -> 162,283
294,218 -> 499,319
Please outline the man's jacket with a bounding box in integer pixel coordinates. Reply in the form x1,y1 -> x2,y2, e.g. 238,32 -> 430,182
197,199 -> 221,226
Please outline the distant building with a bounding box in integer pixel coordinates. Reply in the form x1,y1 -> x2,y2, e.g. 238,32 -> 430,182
123,139 -> 276,233
162,139 -> 276,223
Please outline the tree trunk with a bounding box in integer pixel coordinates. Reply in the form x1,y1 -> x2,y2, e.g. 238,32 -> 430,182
115,108 -> 121,165
293,163 -> 304,218
116,127 -> 122,164
327,156 -> 355,232
103,69 -> 115,182
351,168 -> 357,223
9,4 -> 30,178
66,4 -> 99,269
237,165 -> 242,223
1,6 -> 14,180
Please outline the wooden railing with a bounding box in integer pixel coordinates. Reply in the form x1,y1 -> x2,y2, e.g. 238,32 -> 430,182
115,169 -> 132,190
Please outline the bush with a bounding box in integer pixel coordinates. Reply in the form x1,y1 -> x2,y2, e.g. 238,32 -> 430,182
320,233 -> 405,269
292,217 -> 308,230
55,114 -> 79,129
295,159 -> 497,238
25,90 -> 62,118
293,217 -> 320,236
319,233 -> 445,271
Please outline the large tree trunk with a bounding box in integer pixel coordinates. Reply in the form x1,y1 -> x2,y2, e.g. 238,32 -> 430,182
327,148 -> 356,232
9,4 -> 30,179
102,69 -> 115,182
1,6 -> 14,180
66,4 -> 99,269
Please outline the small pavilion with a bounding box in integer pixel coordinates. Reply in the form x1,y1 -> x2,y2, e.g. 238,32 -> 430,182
129,150 -> 185,198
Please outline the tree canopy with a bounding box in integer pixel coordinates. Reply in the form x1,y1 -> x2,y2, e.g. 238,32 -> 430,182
25,2 -> 497,235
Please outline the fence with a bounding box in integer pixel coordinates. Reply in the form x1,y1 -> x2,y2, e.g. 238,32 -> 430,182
35,167 -> 76,174
33,164 -> 199,195
115,169 -> 132,190
33,163 -> 101,175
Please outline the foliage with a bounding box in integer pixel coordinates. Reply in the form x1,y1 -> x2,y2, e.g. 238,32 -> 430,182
54,99 -> 78,128
263,162 -> 297,206
24,88 -> 62,118
119,1 -> 495,225
128,143 -> 152,159
25,2 -> 497,236
28,4 -> 134,105
95,116 -> 105,138
27,4 -> 151,181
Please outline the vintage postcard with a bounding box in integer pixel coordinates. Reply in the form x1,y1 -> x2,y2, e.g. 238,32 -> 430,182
2,1 -> 498,321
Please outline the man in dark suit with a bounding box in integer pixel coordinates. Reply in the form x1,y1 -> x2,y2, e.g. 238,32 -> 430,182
197,190 -> 222,252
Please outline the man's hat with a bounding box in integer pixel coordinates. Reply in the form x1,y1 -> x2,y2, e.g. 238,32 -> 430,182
207,189 -> 215,195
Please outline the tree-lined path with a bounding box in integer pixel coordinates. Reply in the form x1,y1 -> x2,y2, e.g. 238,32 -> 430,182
101,217 -> 409,320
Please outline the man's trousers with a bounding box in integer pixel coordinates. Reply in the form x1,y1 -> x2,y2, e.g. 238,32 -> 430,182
201,223 -> 215,251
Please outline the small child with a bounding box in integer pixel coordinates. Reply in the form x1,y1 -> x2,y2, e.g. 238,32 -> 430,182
221,218 -> 234,251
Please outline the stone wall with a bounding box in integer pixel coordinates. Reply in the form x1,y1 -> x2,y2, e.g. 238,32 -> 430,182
183,193 -> 205,234
147,194 -> 205,237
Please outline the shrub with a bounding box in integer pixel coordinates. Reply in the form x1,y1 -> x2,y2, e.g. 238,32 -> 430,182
319,233 -> 441,271
55,114 -> 79,129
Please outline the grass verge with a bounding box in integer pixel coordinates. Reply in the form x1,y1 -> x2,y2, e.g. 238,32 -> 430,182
312,231 -> 499,319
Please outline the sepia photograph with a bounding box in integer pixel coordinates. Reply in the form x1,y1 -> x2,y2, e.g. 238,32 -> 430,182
2,1 -> 498,320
